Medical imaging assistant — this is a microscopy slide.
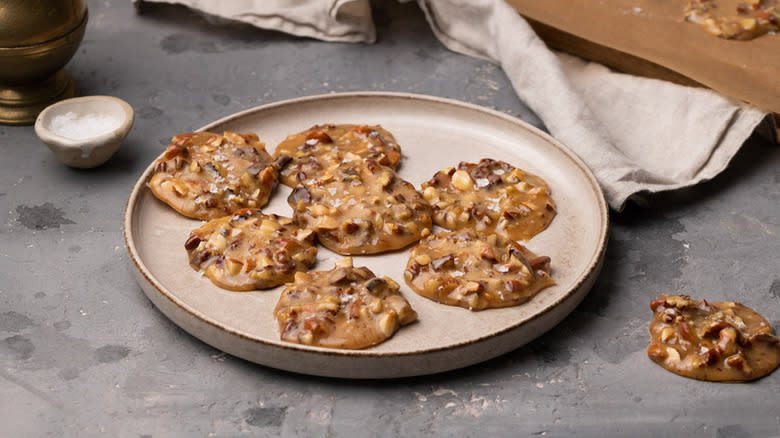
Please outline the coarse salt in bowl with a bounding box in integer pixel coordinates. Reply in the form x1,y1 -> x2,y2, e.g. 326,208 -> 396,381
48,111 -> 123,141
35,95 -> 134,168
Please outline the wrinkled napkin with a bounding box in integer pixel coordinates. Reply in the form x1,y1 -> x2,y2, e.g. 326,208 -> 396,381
135,0 -> 777,210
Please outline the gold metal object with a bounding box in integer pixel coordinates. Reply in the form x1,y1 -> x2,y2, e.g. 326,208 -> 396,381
0,0 -> 88,125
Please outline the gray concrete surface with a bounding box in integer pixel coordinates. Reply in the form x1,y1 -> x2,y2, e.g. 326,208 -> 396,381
2,1 -> 779,436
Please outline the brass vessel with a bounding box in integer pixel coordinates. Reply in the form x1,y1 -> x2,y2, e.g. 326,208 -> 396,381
0,0 -> 88,125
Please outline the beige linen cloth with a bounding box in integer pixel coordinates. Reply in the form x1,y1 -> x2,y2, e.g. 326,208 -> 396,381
136,0 -> 777,210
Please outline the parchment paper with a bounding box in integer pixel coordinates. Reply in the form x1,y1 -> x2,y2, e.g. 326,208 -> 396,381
506,0 -> 780,115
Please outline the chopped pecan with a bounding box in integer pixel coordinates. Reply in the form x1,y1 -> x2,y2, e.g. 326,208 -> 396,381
287,186 -> 311,204
184,235 -> 202,250
431,255 -> 455,271
305,130 -> 333,144
529,256 -> 551,272
649,298 -> 667,312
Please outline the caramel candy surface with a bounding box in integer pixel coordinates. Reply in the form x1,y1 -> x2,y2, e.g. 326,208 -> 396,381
647,294 -> 780,382
404,231 -> 554,311
185,209 -> 317,291
150,131 -> 283,220
421,159 -> 555,241
274,258 -> 417,349
288,154 -> 432,255
274,123 -> 401,187
684,0 -> 780,40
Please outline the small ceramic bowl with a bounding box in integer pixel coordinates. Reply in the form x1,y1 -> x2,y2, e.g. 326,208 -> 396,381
34,95 -> 134,168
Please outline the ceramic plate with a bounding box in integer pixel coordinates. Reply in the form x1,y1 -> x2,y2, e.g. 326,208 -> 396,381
124,92 -> 608,378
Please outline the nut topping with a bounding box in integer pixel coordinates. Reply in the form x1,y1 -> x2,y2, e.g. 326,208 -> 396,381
149,131 -> 281,220
421,159 -> 556,241
647,294 -> 780,382
185,209 -> 317,291
274,123 -> 402,187
684,0 -> 780,40
288,154 -> 432,255
404,231 -> 554,311
273,258 -> 417,349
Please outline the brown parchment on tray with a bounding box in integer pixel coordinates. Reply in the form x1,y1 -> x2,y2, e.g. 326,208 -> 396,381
506,0 -> 780,120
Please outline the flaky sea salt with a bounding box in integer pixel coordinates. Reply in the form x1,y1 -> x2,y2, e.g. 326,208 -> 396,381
48,111 -> 122,140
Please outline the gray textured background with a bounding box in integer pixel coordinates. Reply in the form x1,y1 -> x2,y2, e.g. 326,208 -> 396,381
1,1 -> 779,436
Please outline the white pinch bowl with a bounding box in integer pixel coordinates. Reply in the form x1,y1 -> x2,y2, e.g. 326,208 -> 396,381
34,95 -> 134,168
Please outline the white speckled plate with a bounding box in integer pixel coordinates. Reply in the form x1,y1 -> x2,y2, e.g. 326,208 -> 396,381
124,92 -> 608,378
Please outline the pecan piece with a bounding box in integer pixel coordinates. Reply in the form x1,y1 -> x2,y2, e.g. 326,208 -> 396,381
305,130 -> 333,144
431,255 -> 455,271
184,234 -> 202,250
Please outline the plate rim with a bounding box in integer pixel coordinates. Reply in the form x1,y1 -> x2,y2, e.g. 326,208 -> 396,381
123,91 -> 609,360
